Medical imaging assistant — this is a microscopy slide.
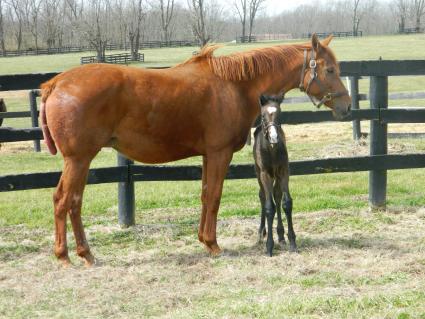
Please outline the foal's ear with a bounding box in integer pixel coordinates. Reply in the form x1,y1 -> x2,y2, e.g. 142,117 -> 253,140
259,94 -> 268,106
276,93 -> 284,104
311,33 -> 322,52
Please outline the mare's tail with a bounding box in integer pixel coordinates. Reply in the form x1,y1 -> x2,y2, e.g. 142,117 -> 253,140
40,79 -> 58,155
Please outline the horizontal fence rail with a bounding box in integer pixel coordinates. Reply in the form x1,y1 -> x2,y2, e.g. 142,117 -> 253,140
1,60 -> 425,91
2,108 -> 425,143
0,40 -> 197,58
2,154 -> 425,192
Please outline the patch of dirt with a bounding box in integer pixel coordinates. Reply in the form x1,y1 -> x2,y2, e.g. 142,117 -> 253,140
0,90 -> 28,99
0,141 -> 37,154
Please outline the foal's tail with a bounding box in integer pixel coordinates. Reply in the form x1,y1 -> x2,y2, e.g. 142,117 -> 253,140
40,79 -> 58,155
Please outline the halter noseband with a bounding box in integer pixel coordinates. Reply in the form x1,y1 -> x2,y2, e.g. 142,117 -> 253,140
299,47 -> 348,108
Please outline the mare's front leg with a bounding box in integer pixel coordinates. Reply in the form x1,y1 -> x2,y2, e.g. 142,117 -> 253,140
201,149 -> 233,255
260,172 -> 275,256
198,156 -> 208,243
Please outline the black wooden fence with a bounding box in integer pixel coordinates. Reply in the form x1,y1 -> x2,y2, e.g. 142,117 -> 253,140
0,41 -> 197,58
303,31 -> 363,38
1,60 -> 425,225
80,52 -> 144,65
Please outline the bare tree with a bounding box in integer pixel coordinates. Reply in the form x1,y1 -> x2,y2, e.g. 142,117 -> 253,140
248,0 -> 266,42
412,0 -> 425,30
128,0 -> 144,60
0,0 -> 6,54
233,0 -> 247,42
352,0 -> 361,35
188,0 -> 209,46
393,0 -> 409,32
9,0 -> 26,50
28,0 -> 42,50
159,0 -> 175,42
81,0 -> 112,61
64,0 -> 84,45
41,0 -> 64,49
188,0 -> 225,46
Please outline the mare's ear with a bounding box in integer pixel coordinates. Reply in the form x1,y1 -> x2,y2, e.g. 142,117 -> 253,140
321,34 -> 333,46
311,33 -> 322,52
259,94 -> 268,106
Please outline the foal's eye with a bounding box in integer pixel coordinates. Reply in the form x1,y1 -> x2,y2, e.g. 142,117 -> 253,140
327,68 -> 335,74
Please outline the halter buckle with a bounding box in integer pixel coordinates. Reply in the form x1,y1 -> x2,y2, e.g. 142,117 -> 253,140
309,59 -> 317,69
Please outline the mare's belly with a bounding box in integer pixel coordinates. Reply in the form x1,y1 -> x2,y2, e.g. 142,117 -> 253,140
113,135 -> 201,164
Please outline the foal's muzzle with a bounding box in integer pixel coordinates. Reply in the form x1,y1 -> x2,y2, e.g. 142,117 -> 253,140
268,126 -> 278,146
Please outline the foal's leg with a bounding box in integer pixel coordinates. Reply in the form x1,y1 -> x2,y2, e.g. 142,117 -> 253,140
273,181 -> 286,245
281,174 -> 297,252
53,157 -> 93,266
258,188 -> 267,243
201,150 -> 233,255
260,172 -> 275,256
198,155 -> 208,243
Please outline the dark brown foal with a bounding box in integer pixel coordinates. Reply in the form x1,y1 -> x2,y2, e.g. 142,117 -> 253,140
253,94 -> 297,256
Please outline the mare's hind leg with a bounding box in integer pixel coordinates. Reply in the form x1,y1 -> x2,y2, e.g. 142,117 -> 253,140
53,157 -> 93,266
280,175 -> 297,252
273,181 -> 286,246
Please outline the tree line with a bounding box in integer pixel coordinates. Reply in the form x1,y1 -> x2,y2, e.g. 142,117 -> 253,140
0,0 -> 423,60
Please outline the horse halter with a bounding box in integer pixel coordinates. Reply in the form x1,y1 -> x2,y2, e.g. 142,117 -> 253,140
299,47 -> 348,108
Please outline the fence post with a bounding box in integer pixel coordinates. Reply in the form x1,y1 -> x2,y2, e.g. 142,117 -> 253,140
29,89 -> 41,152
349,76 -> 361,140
117,153 -> 135,227
369,75 -> 388,210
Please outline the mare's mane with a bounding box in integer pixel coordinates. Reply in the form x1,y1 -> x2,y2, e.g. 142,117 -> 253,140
179,41 -> 338,81
179,43 -> 311,81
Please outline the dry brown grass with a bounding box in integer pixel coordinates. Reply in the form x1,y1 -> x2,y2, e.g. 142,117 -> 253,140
1,207 -> 425,318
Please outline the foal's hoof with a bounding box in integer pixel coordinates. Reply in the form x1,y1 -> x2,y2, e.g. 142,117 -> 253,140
257,229 -> 267,244
277,239 -> 286,250
289,245 -> 299,253
266,241 -> 274,257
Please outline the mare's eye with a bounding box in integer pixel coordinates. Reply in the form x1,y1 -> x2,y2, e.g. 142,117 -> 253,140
327,68 -> 335,74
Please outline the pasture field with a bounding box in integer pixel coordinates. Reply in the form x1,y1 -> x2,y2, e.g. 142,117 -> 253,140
1,34 -> 425,318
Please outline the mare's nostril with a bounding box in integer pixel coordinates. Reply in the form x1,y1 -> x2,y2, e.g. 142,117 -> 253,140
348,104 -> 352,112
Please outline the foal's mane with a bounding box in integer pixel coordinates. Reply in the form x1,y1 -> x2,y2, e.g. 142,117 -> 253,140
179,43 -> 312,81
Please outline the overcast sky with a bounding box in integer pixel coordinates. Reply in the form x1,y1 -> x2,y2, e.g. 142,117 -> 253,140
254,0 -> 392,16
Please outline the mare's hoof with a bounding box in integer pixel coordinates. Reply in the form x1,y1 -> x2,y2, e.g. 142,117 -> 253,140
82,253 -> 96,267
204,242 -> 222,256
58,257 -> 72,268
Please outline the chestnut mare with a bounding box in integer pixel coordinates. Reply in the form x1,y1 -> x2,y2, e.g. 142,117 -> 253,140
40,34 -> 351,266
